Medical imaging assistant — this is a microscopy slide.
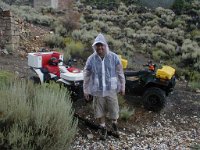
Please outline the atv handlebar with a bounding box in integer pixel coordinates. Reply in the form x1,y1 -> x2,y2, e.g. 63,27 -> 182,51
143,62 -> 156,71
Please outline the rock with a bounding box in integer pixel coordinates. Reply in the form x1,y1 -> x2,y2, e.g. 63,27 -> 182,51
2,49 -> 9,55
87,134 -> 93,139
0,49 -> 9,55
195,89 -> 200,93
109,144 -> 115,150
34,36 -> 40,40
15,71 -> 19,76
19,51 -> 27,58
124,144 -> 129,149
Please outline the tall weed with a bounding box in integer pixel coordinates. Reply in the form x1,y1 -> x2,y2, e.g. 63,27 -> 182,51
119,106 -> 135,122
0,71 -> 15,85
189,81 -> 200,90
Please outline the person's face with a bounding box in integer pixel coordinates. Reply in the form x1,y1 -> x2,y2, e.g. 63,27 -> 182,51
95,43 -> 106,57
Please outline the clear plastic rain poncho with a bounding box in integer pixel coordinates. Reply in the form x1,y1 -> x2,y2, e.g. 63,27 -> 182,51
83,33 -> 125,97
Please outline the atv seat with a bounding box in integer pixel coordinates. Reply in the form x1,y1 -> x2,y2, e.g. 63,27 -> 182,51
44,65 -> 60,77
41,52 -> 61,77
41,52 -> 60,67
124,71 -> 140,77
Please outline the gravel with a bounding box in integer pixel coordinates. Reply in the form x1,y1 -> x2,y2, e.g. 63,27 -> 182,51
70,113 -> 200,149
70,86 -> 200,149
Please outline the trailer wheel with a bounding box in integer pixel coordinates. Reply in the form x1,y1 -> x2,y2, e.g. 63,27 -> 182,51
30,76 -> 41,84
70,86 -> 84,101
142,87 -> 166,112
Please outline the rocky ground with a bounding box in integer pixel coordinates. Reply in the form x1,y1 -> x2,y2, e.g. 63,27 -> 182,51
70,82 -> 200,149
69,49 -> 199,149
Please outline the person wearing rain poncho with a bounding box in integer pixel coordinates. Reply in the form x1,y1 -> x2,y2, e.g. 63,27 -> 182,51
83,33 -> 125,140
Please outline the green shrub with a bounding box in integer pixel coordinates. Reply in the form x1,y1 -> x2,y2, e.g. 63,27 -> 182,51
5,44 -> 14,53
109,26 -> 121,37
118,94 -> 127,108
55,25 -> 67,36
181,39 -> 200,71
63,37 -> 85,59
0,71 -> 15,85
155,42 -> 176,59
171,0 -> 185,13
124,27 -> 135,38
56,48 -> 71,62
71,30 -> 83,41
171,18 -> 185,28
191,29 -> 200,38
152,48 -> 167,61
187,71 -> 200,81
91,20 -> 109,33
173,66 -> 186,79
119,106 -> 135,122
10,5 -> 55,26
44,34 -> 65,48
109,39 -> 123,52
172,0 -> 194,14
190,143 -> 200,150
181,39 -> 198,53
0,81 -> 77,150
80,30 -> 98,44
68,42 -> 84,58
188,81 -> 200,90
122,42 -> 135,52
41,7 -> 55,15
36,15 -> 54,26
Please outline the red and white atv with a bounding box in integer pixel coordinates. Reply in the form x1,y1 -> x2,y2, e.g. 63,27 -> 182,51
28,51 -> 84,99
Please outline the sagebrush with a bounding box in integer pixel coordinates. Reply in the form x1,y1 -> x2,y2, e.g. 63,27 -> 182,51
0,80 -> 77,150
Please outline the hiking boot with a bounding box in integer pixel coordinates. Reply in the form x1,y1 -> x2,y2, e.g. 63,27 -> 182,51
99,126 -> 107,140
112,123 -> 119,135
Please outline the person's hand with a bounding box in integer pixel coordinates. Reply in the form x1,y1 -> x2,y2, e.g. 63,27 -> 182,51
84,93 -> 90,101
119,90 -> 125,96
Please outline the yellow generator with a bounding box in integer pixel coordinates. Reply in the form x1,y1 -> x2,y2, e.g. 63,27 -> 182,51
156,66 -> 175,80
118,55 -> 128,69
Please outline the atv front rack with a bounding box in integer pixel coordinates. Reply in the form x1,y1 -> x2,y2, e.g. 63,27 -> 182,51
124,70 -> 153,77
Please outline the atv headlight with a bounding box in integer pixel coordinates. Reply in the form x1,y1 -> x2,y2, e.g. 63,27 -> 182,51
72,69 -> 80,73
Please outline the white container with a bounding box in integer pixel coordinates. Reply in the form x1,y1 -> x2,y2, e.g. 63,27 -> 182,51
28,52 -> 64,68
28,53 -> 43,68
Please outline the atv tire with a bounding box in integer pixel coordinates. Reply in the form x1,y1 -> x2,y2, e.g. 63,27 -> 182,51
142,87 -> 166,112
